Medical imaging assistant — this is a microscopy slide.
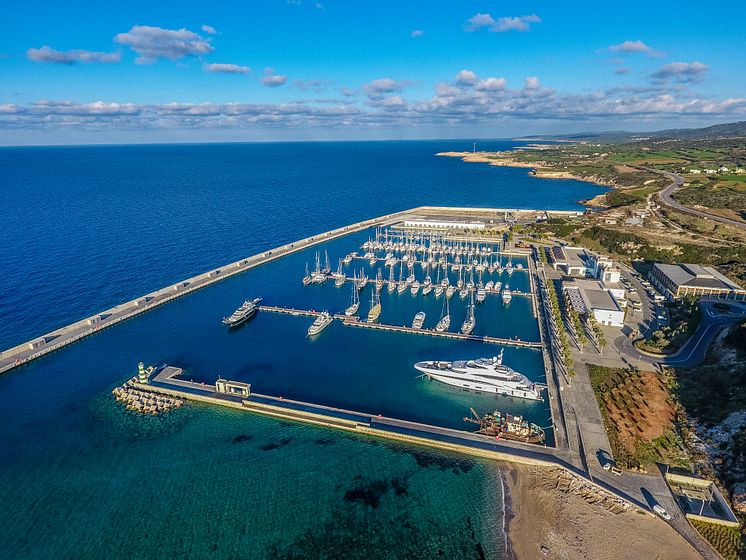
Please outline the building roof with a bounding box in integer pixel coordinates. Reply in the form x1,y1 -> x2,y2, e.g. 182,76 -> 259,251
653,263 -> 744,292
563,247 -> 588,269
551,245 -> 567,263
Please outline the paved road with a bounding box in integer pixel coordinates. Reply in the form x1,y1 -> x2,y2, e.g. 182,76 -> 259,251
644,166 -> 746,230
614,300 -> 746,368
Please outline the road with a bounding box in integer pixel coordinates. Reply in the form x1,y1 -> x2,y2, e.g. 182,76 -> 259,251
644,166 -> 746,231
614,299 -> 746,368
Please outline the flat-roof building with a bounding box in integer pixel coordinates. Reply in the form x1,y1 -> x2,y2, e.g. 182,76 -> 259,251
564,279 -> 625,327
649,263 -> 745,301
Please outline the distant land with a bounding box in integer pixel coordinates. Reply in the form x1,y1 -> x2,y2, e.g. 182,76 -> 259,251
518,120 -> 746,143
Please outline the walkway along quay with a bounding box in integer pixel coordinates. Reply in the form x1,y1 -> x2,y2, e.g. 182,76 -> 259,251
137,364 -> 645,516
256,305 -> 542,348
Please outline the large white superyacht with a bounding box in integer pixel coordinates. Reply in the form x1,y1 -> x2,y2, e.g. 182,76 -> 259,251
414,349 -> 542,401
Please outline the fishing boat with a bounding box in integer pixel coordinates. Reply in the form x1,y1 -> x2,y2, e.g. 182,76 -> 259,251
412,311 -> 426,329
308,312 -> 333,337
367,288 -> 381,322
461,292 -> 476,335
464,408 -> 545,443
223,297 -> 262,327
415,349 -> 543,400
435,297 -> 450,332
345,276 -> 360,316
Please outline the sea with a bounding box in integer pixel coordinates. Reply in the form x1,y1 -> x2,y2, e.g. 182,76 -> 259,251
0,140 -> 605,559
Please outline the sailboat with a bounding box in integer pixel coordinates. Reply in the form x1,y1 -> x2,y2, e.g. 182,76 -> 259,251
335,259 -> 345,287
434,267 -> 443,298
397,261 -> 407,294
322,250 -> 331,275
345,275 -> 360,316
357,268 -> 368,290
461,291 -> 476,335
302,262 -> 312,286
435,296 -> 451,332
367,287 -> 381,322
422,274 -> 432,296
387,266 -> 397,293
375,269 -> 384,291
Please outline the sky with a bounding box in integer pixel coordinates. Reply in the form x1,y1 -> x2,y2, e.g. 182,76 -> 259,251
2,0 -> 746,145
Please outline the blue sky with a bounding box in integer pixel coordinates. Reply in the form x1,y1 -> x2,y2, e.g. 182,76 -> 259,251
2,0 -> 745,144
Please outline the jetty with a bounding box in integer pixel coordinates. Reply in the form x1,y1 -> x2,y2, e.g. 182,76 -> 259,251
255,304 -> 542,348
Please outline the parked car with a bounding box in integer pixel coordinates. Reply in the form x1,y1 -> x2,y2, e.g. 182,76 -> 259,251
653,504 -> 671,520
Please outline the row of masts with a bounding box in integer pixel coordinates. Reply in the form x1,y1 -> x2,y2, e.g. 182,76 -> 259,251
362,227 -> 500,257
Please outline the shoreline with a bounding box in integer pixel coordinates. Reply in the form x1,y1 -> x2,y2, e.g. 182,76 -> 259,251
436,151 -> 615,191
500,462 -> 702,560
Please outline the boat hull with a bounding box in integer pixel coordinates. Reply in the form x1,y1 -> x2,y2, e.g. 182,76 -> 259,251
415,364 -> 542,401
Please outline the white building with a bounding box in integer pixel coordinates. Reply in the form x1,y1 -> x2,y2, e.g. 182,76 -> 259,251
564,279 -> 625,327
403,219 -> 485,230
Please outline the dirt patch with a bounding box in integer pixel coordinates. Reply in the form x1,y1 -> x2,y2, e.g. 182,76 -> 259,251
503,464 -> 701,560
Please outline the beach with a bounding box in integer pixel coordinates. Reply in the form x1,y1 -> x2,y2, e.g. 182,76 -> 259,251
502,463 -> 701,560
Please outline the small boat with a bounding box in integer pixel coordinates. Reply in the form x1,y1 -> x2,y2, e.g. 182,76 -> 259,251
434,285 -> 444,298
464,408 -> 545,443
357,270 -> 368,290
302,262 -> 312,286
375,269 -> 384,292
485,280 -> 494,291
387,266 -> 397,293
476,284 -> 486,304
322,251 -> 332,275
422,283 -> 432,296
459,287 -> 469,300
345,276 -> 360,316
334,260 -> 345,287
446,285 -> 455,299
223,297 -> 262,327
461,292 -> 476,335
342,253 -> 353,265
308,312 -> 333,337
367,289 -> 381,322
435,298 -> 450,332
502,286 -> 512,303
412,311 -> 426,329
410,280 -> 421,295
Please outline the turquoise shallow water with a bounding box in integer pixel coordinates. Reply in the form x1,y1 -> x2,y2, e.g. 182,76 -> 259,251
0,141 -> 604,558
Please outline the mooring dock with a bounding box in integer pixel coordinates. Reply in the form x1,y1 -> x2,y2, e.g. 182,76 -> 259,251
257,305 -> 542,348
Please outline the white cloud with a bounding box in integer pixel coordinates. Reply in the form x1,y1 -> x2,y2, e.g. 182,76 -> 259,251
203,63 -> 250,74
364,78 -> 408,97
524,76 -> 540,89
614,67 -> 629,75
456,70 -> 478,86
201,25 -> 217,35
476,77 -> 506,91
114,25 -> 214,64
27,46 -> 121,64
464,13 -> 541,33
262,69 -> 288,87
411,30 -> 424,38
651,61 -> 708,83
608,40 -> 664,57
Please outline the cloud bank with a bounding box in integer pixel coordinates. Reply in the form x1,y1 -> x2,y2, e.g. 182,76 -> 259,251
114,25 -> 214,64
27,46 -> 121,64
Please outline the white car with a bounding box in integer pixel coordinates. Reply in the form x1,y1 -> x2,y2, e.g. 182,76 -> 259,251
653,504 -> 671,520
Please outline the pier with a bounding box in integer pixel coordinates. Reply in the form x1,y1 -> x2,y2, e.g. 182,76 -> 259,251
256,304 -> 542,348
131,364 -> 643,515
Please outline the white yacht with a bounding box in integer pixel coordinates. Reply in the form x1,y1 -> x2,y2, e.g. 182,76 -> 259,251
410,280 -> 421,295
502,286 -> 512,303
414,349 -> 542,400
412,311 -> 426,329
308,312 -> 333,337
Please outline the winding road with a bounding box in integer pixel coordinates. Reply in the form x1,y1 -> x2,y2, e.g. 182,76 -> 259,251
642,166 -> 746,230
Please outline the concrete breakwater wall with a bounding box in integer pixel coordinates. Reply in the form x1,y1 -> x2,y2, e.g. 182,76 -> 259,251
0,208 -> 416,374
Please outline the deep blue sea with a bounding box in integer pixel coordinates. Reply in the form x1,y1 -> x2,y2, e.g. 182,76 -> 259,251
0,141 -> 605,559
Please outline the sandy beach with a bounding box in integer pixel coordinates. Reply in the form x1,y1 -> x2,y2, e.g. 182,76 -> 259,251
502,464 -> 701,560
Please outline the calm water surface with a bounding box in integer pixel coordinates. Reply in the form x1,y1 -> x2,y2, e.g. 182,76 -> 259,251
0,141 -> 604,558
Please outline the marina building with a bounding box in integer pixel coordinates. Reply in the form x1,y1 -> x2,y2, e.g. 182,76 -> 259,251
649,263 -> 746,301
403,218 -> 485,230
550,246 -> 622,284
564,279 -> 625,327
